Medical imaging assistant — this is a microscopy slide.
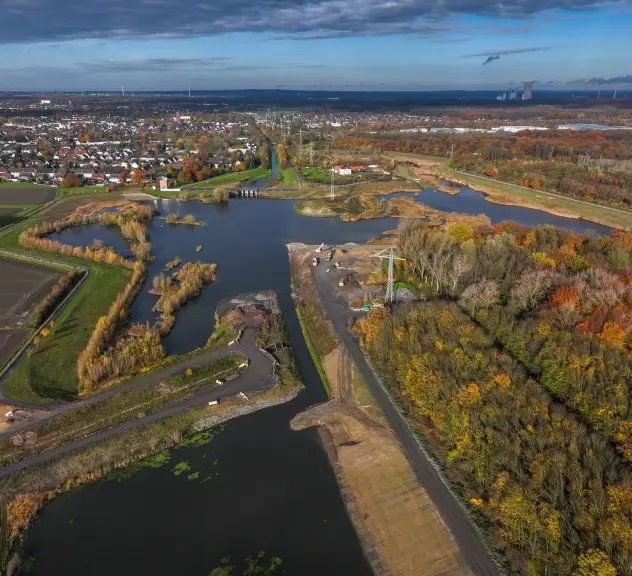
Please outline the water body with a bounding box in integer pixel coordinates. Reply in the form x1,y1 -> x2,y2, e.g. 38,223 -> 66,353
381,187 -> 612,236
27,193 -> 613,575
53,223 -> 133,258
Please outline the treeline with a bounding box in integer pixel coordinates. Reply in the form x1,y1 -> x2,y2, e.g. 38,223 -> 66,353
149,262 -> 217,335
19,202 -> 155,269
29,271 -> 83,327
276,143 -> 289,169
19,231 -> 133,268
356,303 -> 631,576
367,220 -> 632,574
334,131 -> 632,208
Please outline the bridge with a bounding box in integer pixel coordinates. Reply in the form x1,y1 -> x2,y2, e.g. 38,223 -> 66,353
180,186 -> 298,196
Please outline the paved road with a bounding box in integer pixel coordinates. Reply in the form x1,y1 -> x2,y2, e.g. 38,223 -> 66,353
312,263 -> 500,576
0,327 -> 278,478
0,328 -> 275,440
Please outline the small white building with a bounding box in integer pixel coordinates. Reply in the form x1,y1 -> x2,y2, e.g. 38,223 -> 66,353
333,165 -> 352,176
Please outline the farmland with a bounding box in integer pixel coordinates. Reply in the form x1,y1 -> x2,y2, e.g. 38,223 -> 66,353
0,330 -> 27,370
0,186 -> 57,227
0,258 -> 61,326
0,187 -> 56,206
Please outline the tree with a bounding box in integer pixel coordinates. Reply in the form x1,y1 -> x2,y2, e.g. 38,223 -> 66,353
131,168 -> 147,187
459,280 -> 499,312
573,549 -> 616,576
61,172 -> 82,187
119,170 -> 128,184
510,269 -> 560,311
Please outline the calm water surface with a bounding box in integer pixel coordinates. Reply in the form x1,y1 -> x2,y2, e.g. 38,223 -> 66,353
26,193 -> 612,575
382,186 -> 612,236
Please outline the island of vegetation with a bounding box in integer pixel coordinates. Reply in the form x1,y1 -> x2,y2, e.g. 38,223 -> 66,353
162,213 -> 206,226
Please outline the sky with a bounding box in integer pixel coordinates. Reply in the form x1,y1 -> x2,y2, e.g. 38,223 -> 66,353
0,0 -> 630,91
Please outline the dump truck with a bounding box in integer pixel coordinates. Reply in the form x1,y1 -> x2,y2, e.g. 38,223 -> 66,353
312,256 -> 319,267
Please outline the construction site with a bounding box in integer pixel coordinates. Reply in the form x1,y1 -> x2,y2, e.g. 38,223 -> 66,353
289,242 -> 477,576
308,241 -> 419,311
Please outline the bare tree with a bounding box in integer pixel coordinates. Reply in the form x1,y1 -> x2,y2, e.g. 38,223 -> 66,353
459,279 -> 500,312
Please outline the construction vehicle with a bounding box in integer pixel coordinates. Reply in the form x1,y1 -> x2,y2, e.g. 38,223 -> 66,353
317,243 -> 325,253
339,273 -> 353,288
216,379 -> 225,386
208,400 -> 219,406
326,249 -> 335,262
312,256 -> 319,267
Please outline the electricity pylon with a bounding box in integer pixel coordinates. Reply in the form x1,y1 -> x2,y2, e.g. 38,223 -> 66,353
330,169 -> 335,201
374,248 -> 406,304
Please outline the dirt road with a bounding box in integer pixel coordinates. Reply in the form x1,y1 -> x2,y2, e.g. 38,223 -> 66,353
312,262 -> 501,576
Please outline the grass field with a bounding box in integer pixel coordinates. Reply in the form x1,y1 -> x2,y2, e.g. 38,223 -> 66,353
3,263 -> 130,402
300,167 -> 330,180
184,167 -> 271,188
0,182 -> 52,189
279,168 -> 298,187
58,186 -> 110,196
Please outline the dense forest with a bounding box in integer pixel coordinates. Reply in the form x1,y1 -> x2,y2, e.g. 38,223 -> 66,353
334,130 -> 632,209
356,220 -> 632,576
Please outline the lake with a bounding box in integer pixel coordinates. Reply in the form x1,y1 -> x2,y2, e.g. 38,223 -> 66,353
23,191 -> 613,575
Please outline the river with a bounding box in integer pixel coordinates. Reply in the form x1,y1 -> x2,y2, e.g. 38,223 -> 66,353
22,185 -> 613,575
380,187 -> 613,236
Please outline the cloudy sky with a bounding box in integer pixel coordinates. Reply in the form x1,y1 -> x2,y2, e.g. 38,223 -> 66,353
0,0 -> 630,91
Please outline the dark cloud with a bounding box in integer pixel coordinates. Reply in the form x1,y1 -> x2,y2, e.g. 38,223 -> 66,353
73,57 -> 233,73
462,46 -> 552,57
0,0 -> 611,44
569,75 -> 632,85
0,58 -> 324,77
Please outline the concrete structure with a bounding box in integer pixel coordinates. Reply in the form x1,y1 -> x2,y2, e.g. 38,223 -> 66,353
523,81 -> 533,100
509,89 -> 518,100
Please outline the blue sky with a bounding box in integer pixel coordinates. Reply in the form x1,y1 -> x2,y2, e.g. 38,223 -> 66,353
0,0 -> 630,91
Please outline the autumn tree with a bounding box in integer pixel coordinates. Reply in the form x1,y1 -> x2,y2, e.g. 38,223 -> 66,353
61,172 -> 82,187
573,549 -> 616,576
131,168 -> 147,187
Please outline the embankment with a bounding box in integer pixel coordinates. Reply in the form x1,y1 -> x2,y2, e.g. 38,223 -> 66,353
386,152 -> 629,230
288,243 -> 474,576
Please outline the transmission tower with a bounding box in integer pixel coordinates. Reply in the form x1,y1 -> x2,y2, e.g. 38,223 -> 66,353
376,248 -> 406,304
309,142 -> 314,166
330,168 -> 335,201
